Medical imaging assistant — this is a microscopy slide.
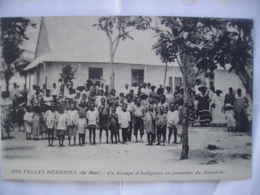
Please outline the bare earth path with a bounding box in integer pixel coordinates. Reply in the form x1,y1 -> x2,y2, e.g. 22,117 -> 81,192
1,125 -> 251,181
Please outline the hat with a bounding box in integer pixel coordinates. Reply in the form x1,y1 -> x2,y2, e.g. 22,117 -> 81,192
77,85 -> 86,92
151,85 -> 156,90
125,93 -> 132,98
195,78 -> 201,81
198,85 -> 207,92
166,86 -> 171,89
215,89 -> 222,94
139,93 -> 148,100
225,103 -> 233,109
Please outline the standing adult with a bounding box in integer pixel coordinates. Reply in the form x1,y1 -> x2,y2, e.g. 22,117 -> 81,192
210,89 -> 225,125
123,83 -> 130,96
234,88 -> 249,131
197,86 -> 211,125
132,97 -> 145,142
131,82 -> 138,98
157,84 -> 164,96
10,83 -> 20,123
30,86 -> 43,109
10,83 -> 20,104
224,87 -> 236,106
20,84 -> 29,105
164,86 -> 173,105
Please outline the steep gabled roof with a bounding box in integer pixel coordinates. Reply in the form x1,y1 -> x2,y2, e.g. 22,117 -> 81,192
25,16 -> 179,70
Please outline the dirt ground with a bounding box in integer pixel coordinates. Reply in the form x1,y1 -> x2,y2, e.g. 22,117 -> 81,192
1,125 -> 252,181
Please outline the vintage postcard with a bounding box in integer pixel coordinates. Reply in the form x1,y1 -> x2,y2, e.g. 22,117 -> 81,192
0,15 -> 252,181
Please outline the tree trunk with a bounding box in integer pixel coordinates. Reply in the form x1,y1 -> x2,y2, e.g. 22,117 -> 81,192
179,52 -> 195,160
108,36 -> 115,90
180,78 -> 189,160
163,62 -> 168,88
110,57 -> 115,90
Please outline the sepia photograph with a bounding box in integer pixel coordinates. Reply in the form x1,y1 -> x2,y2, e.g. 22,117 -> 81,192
0,15 -> 253,181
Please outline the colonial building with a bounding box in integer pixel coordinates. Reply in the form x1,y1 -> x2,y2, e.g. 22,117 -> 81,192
25,16 -> 243,94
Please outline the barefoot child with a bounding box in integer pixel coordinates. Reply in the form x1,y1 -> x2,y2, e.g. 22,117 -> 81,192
24,106 -> 33,140
44,105 -> 57,146
32,106 -> 41,140
56,107 -> 68,146
67,103 -> 79,146
86,103 -> 98,145
144,105 -> 156,145
167,103 -> 179,144
156,106 -> 167,146
98,98 -> 110,143
110,100 -> 122,142
77,112 -> 87,146
224,103 -> 236,131
107,106 -> 119,144
119,103 -> 131,144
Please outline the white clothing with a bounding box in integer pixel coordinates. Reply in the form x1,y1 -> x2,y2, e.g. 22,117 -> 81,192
119,111 -> 131,128
44,110 -> 57,129
67,110 -> 79,126
167,110 -> 179,127
95,95 -> 106,107
77,118 -> 87,133
51,87 -> 59,96
56,113 -> 68,130
86,110 -> 98,125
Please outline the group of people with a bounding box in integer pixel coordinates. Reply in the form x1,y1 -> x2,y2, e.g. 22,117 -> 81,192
1,78 -> 251,144
21,80 -> 185,147
192,78 -> 250,131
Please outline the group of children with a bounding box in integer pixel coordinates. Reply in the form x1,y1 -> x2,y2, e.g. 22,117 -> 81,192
23,92 -> 183,147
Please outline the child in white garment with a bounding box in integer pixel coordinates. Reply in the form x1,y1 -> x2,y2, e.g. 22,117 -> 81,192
167,103 -> 179,144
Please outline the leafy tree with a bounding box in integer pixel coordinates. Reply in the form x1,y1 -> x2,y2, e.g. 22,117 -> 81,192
214,19 -> 253,99
58,63 -> 78,95
0,17 -> 36,93
152,16 -> 252,159
93,16 -> 151,89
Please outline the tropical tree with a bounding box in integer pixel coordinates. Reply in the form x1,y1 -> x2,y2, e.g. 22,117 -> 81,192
58,63 -> 78,95
0,17 -> 36,93
214,19 -> 253,99
93,16 -> 151,89
152,16 -> 253,159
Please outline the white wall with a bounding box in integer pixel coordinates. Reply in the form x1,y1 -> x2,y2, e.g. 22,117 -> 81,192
32,62 -> 245,98
214,69 -> 241,95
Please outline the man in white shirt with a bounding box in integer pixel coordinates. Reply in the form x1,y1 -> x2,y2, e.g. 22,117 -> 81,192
10,83 -> 20,106
123,83 -> 130,96
119,103 -> 131,144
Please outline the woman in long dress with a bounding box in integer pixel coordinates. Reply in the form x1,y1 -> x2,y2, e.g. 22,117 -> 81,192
234,88 -> 249,132
197,86 -> 211,125
210,90 -> 226,125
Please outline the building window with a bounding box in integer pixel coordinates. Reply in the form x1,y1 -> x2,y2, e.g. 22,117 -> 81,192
174,77 -> 182,88
89,68 -> 103,86
132,69 -> 144,84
